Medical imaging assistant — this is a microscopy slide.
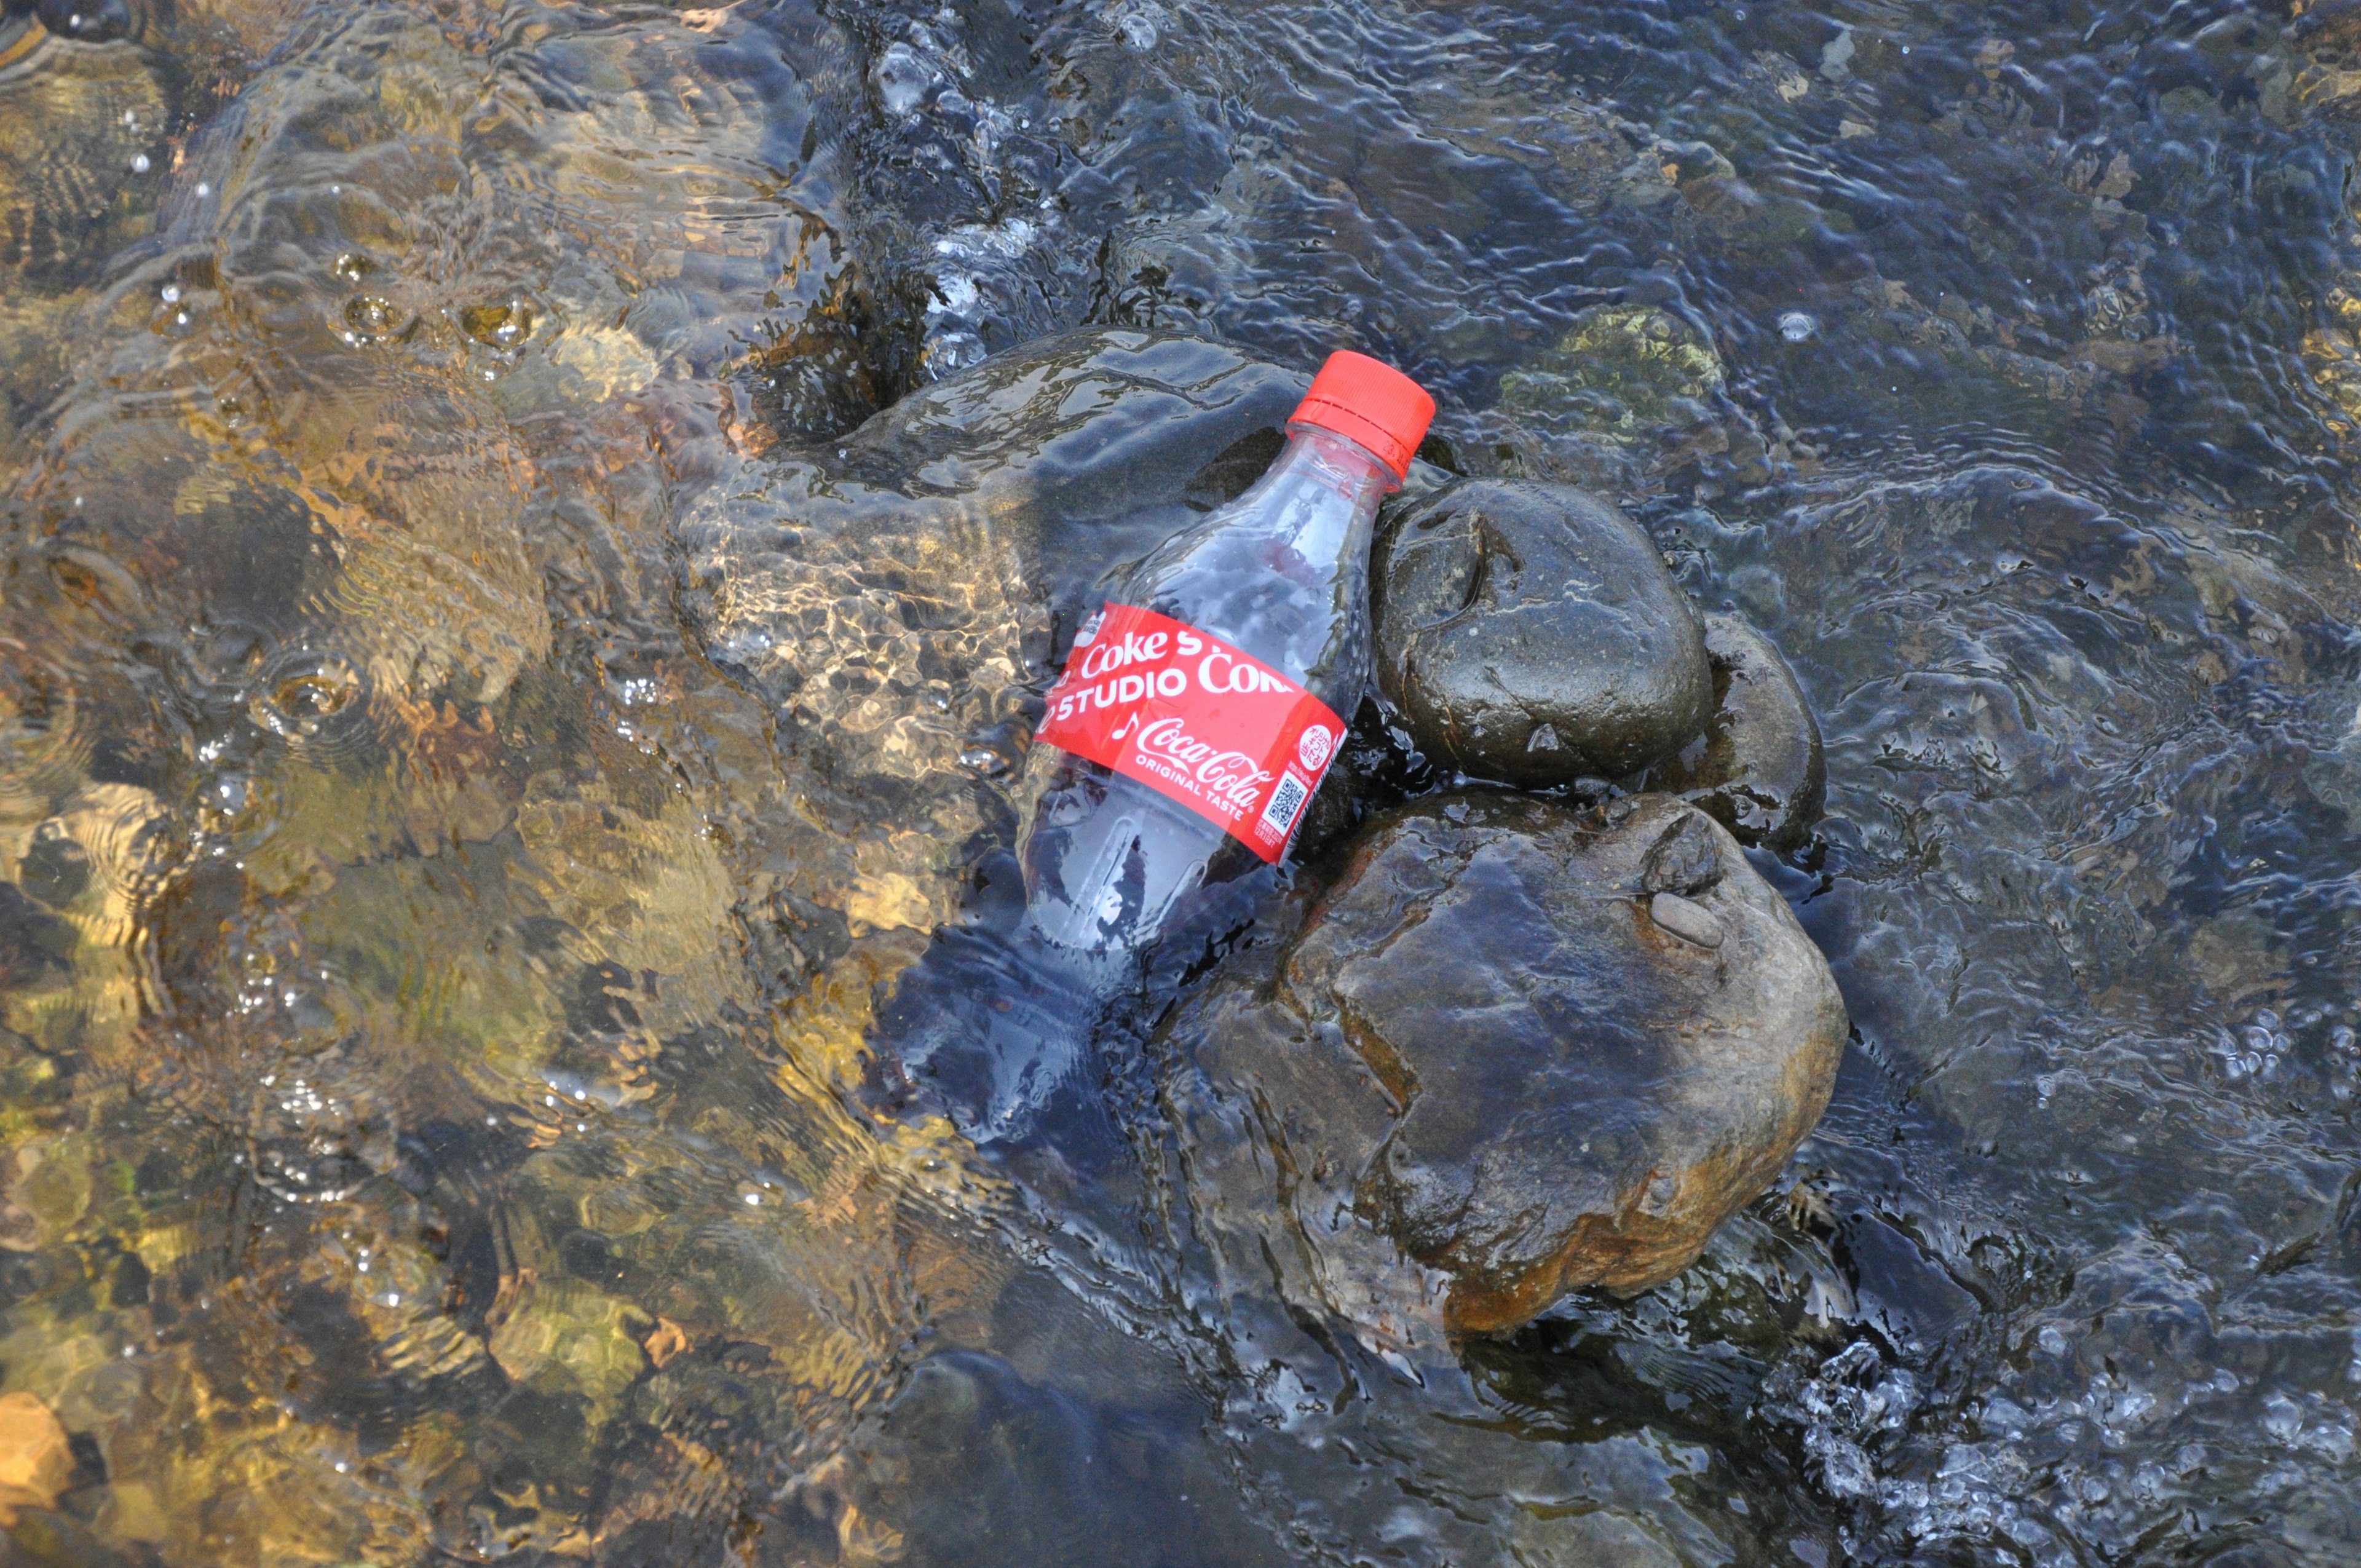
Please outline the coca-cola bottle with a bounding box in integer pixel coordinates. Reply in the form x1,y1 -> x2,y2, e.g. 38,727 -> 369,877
1019,352 -> 1436,969
881,352 -> 1434,1142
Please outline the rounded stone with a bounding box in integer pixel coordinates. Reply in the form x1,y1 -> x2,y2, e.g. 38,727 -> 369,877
0,1390 -> 73,1524
1645,614 -> 1825,852
1161,793 -> 1847,1342
1372,480 -> 1711,786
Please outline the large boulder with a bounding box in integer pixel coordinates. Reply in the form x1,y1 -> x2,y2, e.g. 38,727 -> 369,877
1372,480 -> 1710,786
1163,793 -> 1847,1345
1645,614 -> 1826,852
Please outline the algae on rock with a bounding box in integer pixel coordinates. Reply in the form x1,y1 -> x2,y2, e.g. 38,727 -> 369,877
1496,306 -> 1727,441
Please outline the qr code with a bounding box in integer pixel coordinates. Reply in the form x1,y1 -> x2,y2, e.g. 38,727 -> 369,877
1260,770 -> 1311,837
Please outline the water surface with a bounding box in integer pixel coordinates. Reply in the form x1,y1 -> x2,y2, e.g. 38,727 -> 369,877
3,0 -> 2360,1563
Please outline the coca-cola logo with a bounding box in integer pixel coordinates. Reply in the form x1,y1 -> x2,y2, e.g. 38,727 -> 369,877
1034,603 -> 1346,865
1134,716 -> 1273,809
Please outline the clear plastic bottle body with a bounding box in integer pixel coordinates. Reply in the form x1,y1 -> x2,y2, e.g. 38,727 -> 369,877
1016,424 -> 1395,975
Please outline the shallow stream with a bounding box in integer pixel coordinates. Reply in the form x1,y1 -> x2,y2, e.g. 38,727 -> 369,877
3,0 -> 2360,1563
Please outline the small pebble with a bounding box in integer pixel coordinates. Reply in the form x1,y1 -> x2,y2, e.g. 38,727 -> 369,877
1649,891 -> 1724,949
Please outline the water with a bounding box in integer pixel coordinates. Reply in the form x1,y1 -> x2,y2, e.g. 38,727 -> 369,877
1,0 -> 2359,1562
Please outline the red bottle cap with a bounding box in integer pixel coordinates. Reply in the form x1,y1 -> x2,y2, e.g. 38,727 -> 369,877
1289,350 -> 1436,481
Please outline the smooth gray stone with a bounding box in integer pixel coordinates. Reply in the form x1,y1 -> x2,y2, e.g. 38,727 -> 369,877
1372,480 -> 1710,785
1648,890 -> 1724,949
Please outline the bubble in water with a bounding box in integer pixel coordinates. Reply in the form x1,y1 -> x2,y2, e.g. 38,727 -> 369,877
130,154 -> 150,174
250,653 -> 364,745
341,296 -> 403,344
1778,311 -> 1816,341
1114,2 -> 1162,49
458,295 -> 536,352
873,42 -> 937,117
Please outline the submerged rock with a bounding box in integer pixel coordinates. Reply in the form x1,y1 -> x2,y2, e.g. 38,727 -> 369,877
488,1275 -> 652,1429
1493,306 -> 1727,443
685,329 -> 1304,1005
1165,793 -> 1846,1342
1645,614 -> 1825,852
1373,480 -> 1710,785
0,1390 -> 71,1525
687,329 -> 1305,750
836,1350 -> 1288,1567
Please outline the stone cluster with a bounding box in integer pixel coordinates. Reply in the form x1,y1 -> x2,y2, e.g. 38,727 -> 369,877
1180,464 -> 1848,1345
695,330 -> 1849,1345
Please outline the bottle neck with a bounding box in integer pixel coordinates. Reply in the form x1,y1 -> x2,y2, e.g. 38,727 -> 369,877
1120,413 -> 1396,691
1252,421 -> 1399,536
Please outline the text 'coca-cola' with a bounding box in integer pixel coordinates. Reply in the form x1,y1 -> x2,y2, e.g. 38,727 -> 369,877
1034,603 -> 1343,863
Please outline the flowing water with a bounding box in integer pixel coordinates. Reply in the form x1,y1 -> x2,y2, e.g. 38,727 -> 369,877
2,0 -> 2360,1562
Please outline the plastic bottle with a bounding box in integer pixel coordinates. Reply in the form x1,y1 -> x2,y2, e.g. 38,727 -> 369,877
1018,352 -> 1436,972
881,351 -> 1435,1141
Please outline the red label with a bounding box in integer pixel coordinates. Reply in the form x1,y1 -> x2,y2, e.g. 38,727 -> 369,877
1035,604 -> 1342,863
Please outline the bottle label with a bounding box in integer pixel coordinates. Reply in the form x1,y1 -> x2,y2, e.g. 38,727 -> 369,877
1035,603 -> 1343,864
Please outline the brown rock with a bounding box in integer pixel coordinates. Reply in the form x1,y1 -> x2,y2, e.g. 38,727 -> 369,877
0,1390 -> 73,1524
1162,793 -> 1847,1347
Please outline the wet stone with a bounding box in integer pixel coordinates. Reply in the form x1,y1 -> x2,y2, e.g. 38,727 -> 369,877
1163,793 -> 1848,1342
1648,890 -> 1723,948
0,1389 -> 72,1524
1373,479 -> 1711,786
488,1275 -> 652,1429
1643,614 -> 1825,853
683,328 -> 1307,957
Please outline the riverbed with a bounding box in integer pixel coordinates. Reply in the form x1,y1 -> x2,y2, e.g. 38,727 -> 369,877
1,0 -> 2358,1563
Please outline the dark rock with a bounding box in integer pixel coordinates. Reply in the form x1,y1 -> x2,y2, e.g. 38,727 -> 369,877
684,329 -> 1306,801
1372,480 -> 1710,786
1162,793 -> 1846,1345
681,329 -> 1310,951
1644,614 -> 1825,852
